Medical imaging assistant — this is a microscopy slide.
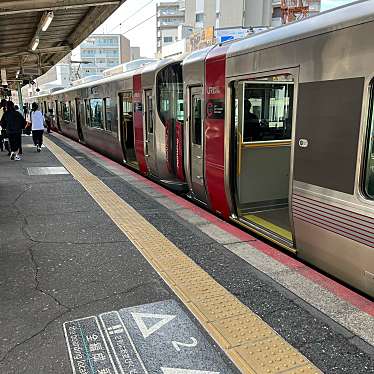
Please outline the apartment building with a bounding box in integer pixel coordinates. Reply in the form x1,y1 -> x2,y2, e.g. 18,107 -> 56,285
156,2 -> 185,57
80,34 -> 131,77
184,1 -> 321,29
184,0 -> 273,30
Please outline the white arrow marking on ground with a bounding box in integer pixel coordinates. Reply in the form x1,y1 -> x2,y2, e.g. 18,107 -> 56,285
161,368 -> 219,374
131,312 -> 176,338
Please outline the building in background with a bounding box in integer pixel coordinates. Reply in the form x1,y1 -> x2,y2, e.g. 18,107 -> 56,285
184,0 -> 272,30
130,46 -> 141,60
22,54 -> 72,98
272,1 -> 321,26
162,0 -> 322,58
156,1 -> 185,57
162,0 -> 272,57
80,34 -> 131,77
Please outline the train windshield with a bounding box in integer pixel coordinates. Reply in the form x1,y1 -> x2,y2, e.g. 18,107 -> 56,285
157,62 -> 184,124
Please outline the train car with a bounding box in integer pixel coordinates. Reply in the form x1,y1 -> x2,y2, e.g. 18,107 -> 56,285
28,0 -> 374,297
223,1 -> 374,296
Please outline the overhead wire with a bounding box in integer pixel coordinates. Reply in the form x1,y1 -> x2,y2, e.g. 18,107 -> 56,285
122,13 -> 156,35
109,0 -> 156,33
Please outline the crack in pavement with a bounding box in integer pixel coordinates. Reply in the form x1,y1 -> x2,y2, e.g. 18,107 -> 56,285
28,243 -> 70,310
0,181 -> 156,366
0,280 -> 156,365
20,212 -> 129,246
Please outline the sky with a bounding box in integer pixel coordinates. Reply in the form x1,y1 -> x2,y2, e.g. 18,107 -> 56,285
94,0 -> 161,58
321,0 -> 357,10
92,0 -> 359,58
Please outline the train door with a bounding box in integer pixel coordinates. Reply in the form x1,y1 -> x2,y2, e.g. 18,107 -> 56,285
54,100 -> 61,131
119,92 -> 138,168
189,86 -> 208,203
144,89 -> 157,174
75,98 -> 84,142
232,74 -> 295,246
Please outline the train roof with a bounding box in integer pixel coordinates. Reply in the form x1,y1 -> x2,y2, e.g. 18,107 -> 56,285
31,55 -> 186,100
141,54 -> 186,75
227,0 -> 374,58
30,0 -> 374,102
30,68 -> 140,100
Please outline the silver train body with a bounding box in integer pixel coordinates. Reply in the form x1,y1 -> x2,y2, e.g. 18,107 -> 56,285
29,0 -> 374,297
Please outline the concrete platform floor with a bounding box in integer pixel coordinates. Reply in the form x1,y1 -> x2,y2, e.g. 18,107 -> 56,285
0,134 -> 373,374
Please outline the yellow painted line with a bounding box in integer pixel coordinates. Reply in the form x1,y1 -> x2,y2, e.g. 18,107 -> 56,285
241,141 -> 292,149
243,213 -> 293,242
232,217 -> 297,254
45,137 -> 321,374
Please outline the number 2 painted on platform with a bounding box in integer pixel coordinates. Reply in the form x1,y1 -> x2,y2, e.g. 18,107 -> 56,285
172,337 -> 198,352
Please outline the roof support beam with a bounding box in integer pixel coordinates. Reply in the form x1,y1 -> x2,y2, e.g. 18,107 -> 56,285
67,4 -> 117,46
0,45 -> 71,59
0,0 -> 120,15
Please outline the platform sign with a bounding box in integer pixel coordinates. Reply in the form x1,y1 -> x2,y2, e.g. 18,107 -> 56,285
64,300 -> 231,374
115,300 -> 226,373
100,311 -> 146,374
63,316 -> 118,374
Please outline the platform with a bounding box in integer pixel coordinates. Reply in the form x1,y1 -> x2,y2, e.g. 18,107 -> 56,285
0,133 -> 373,374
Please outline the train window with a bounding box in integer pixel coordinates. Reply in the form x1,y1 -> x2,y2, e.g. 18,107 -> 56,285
157,62 -> 184,126
238,76 -> 294,143
146,94 -> 154,134
89,99 -> 104,129
70,101 -> 76,124
61,101 -> 71,122
104,98 -> 113,132
122,93 -> 132,115
85,99 -> 91,127
191,93 -> 202,145
120,92 -> 134,148
364,84 -> 374,199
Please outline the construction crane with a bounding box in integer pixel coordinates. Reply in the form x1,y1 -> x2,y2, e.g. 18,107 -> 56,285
280,0 -> 313,24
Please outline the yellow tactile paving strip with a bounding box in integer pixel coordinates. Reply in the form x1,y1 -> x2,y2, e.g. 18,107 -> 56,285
45,138 -> 321,374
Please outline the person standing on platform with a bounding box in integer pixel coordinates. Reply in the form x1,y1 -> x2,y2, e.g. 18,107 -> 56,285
31,102 -> 45,152
14,105 -> 24,155
0,99 -> 5,152
44,109 -> 53,134
0,99 -> 10,155
1,101 -> 25,160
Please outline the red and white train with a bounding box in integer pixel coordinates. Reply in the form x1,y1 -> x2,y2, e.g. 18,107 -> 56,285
33,2 -> 374,297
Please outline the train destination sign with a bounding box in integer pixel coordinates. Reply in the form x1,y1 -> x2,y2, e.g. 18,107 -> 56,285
63,300 -> 231,374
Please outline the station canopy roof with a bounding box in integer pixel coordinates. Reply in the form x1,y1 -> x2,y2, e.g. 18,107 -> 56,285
0,0 -> 125,87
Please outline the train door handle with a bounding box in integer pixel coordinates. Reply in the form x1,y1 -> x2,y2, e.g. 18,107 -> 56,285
298,139 -> 309,148
145,140 -> 150,143
196,155 -> 202,159
145,154 -> 150,158
196,175 -> 203,180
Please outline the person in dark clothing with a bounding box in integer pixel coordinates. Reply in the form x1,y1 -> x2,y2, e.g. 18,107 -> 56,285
2,101 -> 26,160
44,109 -> 54,134
14,105 -> 23,155
0,99 -> 9,154
243,100 -> 260,142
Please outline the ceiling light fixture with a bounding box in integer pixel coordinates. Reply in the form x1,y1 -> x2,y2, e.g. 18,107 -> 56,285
41,11 -> 54,32
31,37 -> 40,51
